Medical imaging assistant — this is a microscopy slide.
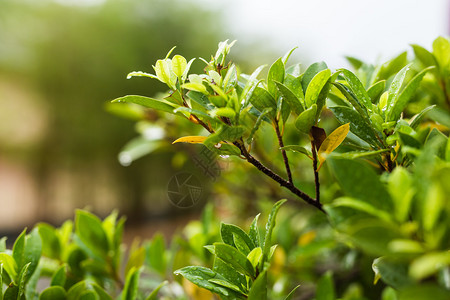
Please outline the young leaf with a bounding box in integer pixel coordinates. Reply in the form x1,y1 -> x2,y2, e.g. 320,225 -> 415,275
172,55 -> 187,78
50,265 -> 66,287
432,36 -> 450,69
122,267 -> 141,300
146,234 -> 166,276
17,263 -> 30,299
208,279 -> 245,295
37,223 -> 61,260
327,158 -> 392,211
317,123 -> 350,170
411,44 -> 438,68
75,210 -> 109,259
262,199 -> 286,266
410,105 -> 436,129
174,266 -> 243,298
39,286 -> 67,300
284,285 -> 301,300
172,136 -> 207,144
305,69 -> 331,108
221,223 -> 255,252
280,145 -> 312,159
145,281 -> 168,300
330,197 -> 392,222
367,80 -> 386,103
409,251 -> 450,281
126,71 -> 158,80
248,270 -> 267,300
372,257 -> 413,289
214,243 -> 256,278
112,96 -> 181,116
267,58 -> 285,97
275,81 -> 304,114
316,272 -> 335,300
329,106 -> 381,148
249,87 -> 277,119
339,69 -> 373,111
213,256 -> 247,293
247,247 -> 263,269
248,214 -> 261,248
387,66 -> 434,121
302,61 -> 328,92
294,104 -> 317,134
385,64 -> 411,120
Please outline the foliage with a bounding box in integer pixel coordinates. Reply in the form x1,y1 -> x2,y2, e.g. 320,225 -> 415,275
109,37 -> 450,299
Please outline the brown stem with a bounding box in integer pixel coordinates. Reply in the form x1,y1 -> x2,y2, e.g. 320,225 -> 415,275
310,140 -> 320,204
233,141 -> 326,213
274,121 -> 293,183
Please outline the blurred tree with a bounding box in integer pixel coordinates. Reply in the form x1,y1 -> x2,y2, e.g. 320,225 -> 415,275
0,0 -> 229,227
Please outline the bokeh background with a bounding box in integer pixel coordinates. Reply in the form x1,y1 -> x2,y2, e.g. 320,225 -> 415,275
1,0 -> 449,237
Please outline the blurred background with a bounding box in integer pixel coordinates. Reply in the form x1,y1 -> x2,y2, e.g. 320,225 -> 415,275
0,0 -> 449,236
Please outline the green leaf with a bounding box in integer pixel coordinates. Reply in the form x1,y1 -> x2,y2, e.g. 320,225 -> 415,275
126,71 -> 158,80
374,51 -> 408,82
173,106 -> 220,125
410,251 -> 450,281
410,105 -> 436,130
280,145 -> 312,159
411,44 -> 438,68
187,90 -> 213,110
367,80 -> 386,103
174,266 -> 243,298
50,265 -> 66,287
345,56 -> 364,69
122,267 -> 141,300
210,107 -> 236,118
284,285 -> 301,300
305,69 -> 331,108
39,286 -> 67,300
214,243 -> 255,278
328,158 -> 392,211
3,285 -> 18,300
112,95 -> 181,116
294,104 -> 317,133
0,264 -> 3,300
302,61 -> 328,92
398,284 -> 450,300
146,234 -> 166,276
316,271 -> 335,300
249,86 -> 277,118
388,167 -> 415,222
17,263 -> 30,299
329,106 -> 381,147
213,256 -> 247,293
385,64 -> 411,120
221,223 -> 255,252
267,58 -> 285,97
372,257 -> 413,289
37,223 -> 61,260
248,271 -> 267,300
387,67 -> 433,121
261,199 -> 286,266
67,280 -> 87,300
208,279 -> 245,295
330,197 -> 392,222
247,247 -> 262,269
145,281 -> 168,300
432,36 -> 450,69
75,210 -> 109,259
339,69 -> 373,112
125,246 -> 145,278
247,108 -> 272,144
172,55 -> 187,78
275,81 -> 304,114
248,214 -> 261,248
92,283 -> 113,300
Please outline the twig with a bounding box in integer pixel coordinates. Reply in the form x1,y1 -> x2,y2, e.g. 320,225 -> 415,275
310,140 -> 320,204
274,121 -> 293,183
234,141 -> 326,213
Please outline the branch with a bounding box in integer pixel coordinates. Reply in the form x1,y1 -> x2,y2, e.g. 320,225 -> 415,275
310,140 -> 320,204
274,121 -> 293,183
234,141 -> 326,213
